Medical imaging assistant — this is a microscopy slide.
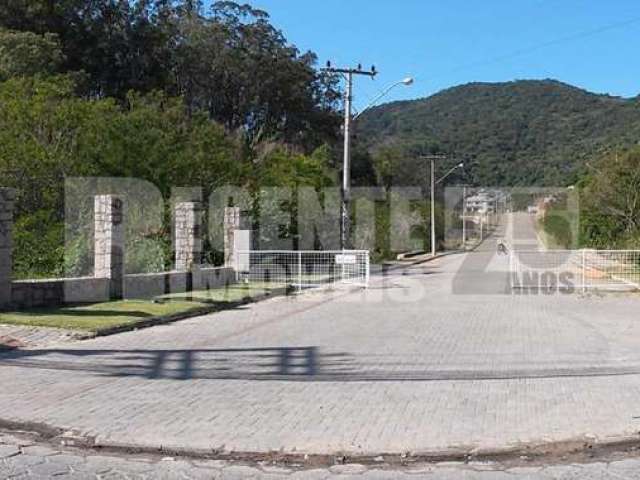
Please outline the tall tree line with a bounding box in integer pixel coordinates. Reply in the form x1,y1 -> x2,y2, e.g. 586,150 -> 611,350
0,0 -> 342,150
0,1 -> 344,278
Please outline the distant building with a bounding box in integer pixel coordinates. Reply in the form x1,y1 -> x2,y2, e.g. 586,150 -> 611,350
465,191 -> 496,215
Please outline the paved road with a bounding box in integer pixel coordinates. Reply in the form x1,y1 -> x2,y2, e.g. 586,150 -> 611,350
5,431 -> 640,479
508,211 -> 545,251
1,214 -> 640,457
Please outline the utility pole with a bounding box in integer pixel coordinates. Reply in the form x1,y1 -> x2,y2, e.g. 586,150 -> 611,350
420,154 -> 447,257
462,185 -> 467,250
322,63 -> 377,249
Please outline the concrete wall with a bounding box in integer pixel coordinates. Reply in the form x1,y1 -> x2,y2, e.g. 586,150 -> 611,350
9,268 -> 235,308
124,267 -> 235,300
12,277 -> 110,309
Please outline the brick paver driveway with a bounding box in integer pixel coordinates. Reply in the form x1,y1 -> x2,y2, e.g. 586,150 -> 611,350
1,215 -> 640,456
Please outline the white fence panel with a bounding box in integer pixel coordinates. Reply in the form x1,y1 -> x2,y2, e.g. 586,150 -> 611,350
510,249 -> 640,292
236,250 -> 370,290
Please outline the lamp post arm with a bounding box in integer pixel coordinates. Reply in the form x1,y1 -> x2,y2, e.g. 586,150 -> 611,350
353,80 -> 409,120
436,164 -> 464,185
354,82 -> 400,120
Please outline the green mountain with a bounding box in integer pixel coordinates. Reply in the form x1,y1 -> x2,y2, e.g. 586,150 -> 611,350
356,79 -> 640,186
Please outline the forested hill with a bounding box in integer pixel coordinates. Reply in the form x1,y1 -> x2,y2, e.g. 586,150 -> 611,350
356,80 -> 640,186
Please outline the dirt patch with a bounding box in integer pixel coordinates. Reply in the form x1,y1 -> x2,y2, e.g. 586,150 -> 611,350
0,335 -> 26,351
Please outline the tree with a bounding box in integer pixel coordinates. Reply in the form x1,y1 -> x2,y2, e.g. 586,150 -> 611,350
172,1 -> 341,149
0,28 -> 64,80
0,75 -> 242,277
0,0 -> 342,150
580,149 -> 640,248
0,1 -> 347,276
0,0 -> 175,98
0,73 -> 341,277
372,145 -> 405,192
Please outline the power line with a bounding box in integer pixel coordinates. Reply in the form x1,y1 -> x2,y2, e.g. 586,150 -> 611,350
448,16 -> 640,76
410,14 -> 640,96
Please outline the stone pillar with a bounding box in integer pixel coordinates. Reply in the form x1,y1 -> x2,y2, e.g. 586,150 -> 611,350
0,188 -> 15,309
174,202 -> 202,272
94,195 -> 125,299
223,206 -> 241,267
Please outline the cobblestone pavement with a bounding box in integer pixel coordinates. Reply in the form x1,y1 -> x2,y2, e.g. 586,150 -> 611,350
1,215 -> 640,456
4,431 -> 640,479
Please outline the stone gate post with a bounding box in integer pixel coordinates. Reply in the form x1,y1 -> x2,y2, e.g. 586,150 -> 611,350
223,206 -> 241,268
175,201 -> 202,272
94,195 -> 125,299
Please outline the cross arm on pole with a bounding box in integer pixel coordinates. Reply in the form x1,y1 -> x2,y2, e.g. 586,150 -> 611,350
320,66 -> 378,78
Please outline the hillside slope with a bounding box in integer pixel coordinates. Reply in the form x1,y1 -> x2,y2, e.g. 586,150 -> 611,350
357,80 -> 640,186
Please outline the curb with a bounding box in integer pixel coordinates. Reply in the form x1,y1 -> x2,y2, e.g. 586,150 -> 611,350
2,418 -> 640,469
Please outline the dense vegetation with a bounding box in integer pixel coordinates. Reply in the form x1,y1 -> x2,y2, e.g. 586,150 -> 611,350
356,80 -> 640,187
537,148 -> 640,250
0,0 -> 342,278
1,1 -> 638,275
0,0 -> 342,148
578,149 -> 640,249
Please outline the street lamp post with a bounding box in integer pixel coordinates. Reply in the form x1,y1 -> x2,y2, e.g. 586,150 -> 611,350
342,71 -> 355,250
422,155 -> 464,257
344,76 -> 413,249
430,156 -> 437,257
462,185 -> 468,250
322,62 -> 413,249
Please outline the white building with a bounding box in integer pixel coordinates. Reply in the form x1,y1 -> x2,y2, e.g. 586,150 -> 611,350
465,191 -> 496,215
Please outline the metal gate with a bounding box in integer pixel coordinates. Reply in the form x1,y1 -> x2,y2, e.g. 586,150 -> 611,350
235,250 -> 370,290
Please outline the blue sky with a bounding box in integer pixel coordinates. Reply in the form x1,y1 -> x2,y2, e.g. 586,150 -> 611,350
224,0 -> 640,111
